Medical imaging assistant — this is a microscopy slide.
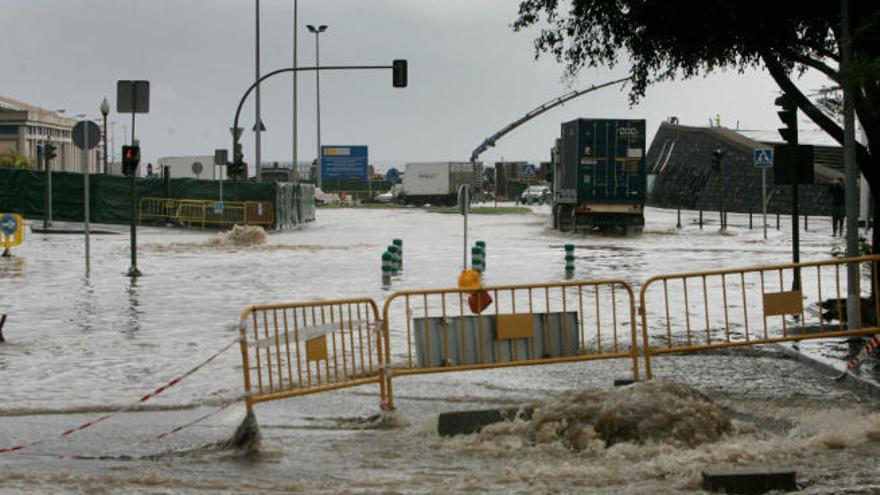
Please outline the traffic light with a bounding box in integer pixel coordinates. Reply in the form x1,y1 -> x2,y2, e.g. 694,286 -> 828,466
122,145 -> 140,177
775,93 -> 798,144
44,142 -> 57,161
227,159 -> 247,180
392,59 -> 407,88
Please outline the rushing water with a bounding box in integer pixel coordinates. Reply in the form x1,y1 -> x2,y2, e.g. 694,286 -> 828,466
1,205 -> 878,493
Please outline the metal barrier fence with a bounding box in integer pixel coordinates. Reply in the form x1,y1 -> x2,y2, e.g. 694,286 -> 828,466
138,198 -> 273,228
639,254 -> 880,379
238,299 -> 386,414
381,280 -> 640,409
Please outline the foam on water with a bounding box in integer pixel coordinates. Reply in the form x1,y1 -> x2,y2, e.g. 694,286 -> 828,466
208,225 -> 267,247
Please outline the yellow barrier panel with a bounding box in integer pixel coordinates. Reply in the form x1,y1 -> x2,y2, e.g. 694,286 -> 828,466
1,213 -> 25,250
639,254 -> 880,379
138,198 -> 273,228
381,279 -> 640,409
238,298 -> 386,414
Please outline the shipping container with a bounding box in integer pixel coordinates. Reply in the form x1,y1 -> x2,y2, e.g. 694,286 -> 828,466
553,119 -> 646,231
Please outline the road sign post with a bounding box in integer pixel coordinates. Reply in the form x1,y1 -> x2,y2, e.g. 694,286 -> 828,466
73,120 -> 101,277
754,148 -> 774,240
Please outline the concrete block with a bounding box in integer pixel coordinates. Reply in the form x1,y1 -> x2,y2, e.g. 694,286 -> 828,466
437,407 -> 532,437
702,469 -> 797,494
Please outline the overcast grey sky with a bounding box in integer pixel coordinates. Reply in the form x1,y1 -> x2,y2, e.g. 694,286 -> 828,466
3,0 -> 829,168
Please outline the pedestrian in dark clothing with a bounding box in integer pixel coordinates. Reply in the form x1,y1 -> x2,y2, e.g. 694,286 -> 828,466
829,178 -> 845,236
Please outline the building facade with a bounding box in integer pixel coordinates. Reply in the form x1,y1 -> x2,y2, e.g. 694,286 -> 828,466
0,95 -> 101,174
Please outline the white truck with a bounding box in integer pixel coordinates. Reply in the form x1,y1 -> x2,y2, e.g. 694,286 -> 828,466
401,162 -> 483,205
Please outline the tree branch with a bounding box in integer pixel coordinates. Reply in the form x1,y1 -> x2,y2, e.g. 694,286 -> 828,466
784,50 -> 840,82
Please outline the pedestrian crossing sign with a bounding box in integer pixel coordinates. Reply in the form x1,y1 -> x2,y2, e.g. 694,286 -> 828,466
754,148 -> 774,169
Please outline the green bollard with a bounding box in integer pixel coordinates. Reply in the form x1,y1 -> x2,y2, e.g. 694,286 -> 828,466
393,239 -> 403,270
471,246 -> 484,273
565,244 -> 575,273
382,251 -> 393,282
476,240 -> 485,271
388,245 -> 399,273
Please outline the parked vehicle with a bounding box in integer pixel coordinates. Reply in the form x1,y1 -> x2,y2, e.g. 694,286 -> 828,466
520,185 -> 550,204
552,118 -> 646,232
400,162 -> 483,205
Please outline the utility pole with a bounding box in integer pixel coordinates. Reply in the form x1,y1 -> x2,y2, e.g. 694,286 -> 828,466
255,0 -> 263,182
292,0 -> 298,181
842,0 -> 859,327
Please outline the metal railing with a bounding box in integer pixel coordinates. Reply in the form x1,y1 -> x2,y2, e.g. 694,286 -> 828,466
380,279 -> 640,409
138,198 -> 273,228
238,298 -> 386,414
639,254 -> 880,379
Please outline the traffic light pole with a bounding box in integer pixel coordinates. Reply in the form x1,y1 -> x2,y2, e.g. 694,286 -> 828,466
230,63 -> 404,180
842,0 -> 859,328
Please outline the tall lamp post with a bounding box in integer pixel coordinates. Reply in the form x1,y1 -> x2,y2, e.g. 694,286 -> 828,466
307,24 -> 328,189
100,98 -> 110,174
292,0 -> 298,180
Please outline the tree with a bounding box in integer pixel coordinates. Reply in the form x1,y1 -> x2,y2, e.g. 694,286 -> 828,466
0,149 -> 32,169
514,0 -> 880,250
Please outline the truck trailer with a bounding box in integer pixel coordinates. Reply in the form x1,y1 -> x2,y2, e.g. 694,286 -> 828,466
401,162 -> 483,205
553,118 -> 646,232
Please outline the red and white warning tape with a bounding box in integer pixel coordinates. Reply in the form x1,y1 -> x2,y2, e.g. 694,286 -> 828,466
845,335 -> 880,372
834,335 -> 880,381
0,338 -> 240,455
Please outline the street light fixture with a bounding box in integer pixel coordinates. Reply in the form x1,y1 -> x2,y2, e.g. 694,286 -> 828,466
307,24 -> 328,189
100,98 -> 110,174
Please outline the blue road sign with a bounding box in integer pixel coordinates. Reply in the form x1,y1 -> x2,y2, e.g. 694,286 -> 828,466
1,214 -> 18,235
754,148 -> 774,169
322,145 -> 368,180
524,164 -> 536,177
214,202 -> 223,214
385,167 -> 400,183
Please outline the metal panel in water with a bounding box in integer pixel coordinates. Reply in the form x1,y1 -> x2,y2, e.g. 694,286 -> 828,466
412,312 -> 579,368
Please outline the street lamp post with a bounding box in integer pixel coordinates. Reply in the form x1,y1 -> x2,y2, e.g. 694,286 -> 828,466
307,24 -> 328,190
100,98 -> 110,174
292,0 -> 298,181
255,0 -> 263,182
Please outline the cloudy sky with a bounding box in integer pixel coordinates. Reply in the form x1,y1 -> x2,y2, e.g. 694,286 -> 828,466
3,0 -> 829,169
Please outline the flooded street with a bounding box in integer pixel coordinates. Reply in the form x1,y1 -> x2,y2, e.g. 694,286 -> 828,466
2,206 -> 879,493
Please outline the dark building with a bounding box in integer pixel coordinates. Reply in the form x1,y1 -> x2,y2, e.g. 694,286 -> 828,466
647,122 -> 848,216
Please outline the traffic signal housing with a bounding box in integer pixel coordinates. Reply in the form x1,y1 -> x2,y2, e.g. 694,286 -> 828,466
775,93 -> 798,144
122,145 -> 140,177
44,142 -> 57,161
227,159 -> 247,180
392,59 -> 407,88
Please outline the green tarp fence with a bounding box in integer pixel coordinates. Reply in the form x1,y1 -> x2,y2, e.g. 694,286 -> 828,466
0,167 -> 315,228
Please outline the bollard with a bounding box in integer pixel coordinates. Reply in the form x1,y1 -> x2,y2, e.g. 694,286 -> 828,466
564,243 -> 575,274
699,210 -> 703,230
776,213 -> 780,230
382,251 -> 393,281
476,240 -> 486,271
471,246 -> 484,273
388,246 -> 400,273
804,215 -> 808,232
749,212 -> 753,230
393,239 -> 403,270
0,314 -> 6,342
676,208 -> 681,229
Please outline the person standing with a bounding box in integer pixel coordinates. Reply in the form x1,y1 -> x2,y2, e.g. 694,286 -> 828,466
829,177 -> 845,236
